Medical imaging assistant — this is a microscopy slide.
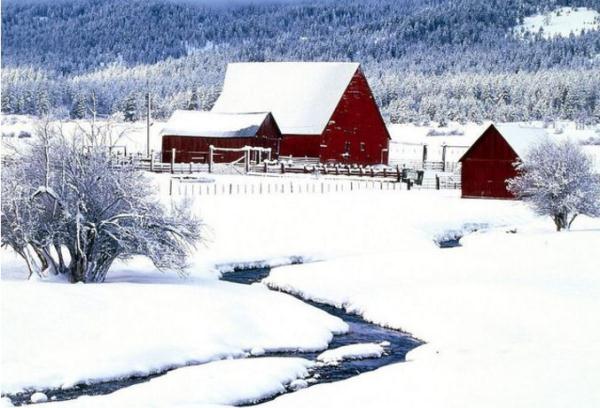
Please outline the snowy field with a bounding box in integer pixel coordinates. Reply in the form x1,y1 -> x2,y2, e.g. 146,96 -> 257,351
2,125 -> 600,406
515,6 -> 600,39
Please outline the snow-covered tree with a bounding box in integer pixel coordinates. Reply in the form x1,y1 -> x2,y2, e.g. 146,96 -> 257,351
507,140 -> 600,231
1,123 -> 203,282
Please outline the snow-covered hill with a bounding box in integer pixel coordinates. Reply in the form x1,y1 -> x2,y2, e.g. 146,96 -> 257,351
516,7 -> 600,39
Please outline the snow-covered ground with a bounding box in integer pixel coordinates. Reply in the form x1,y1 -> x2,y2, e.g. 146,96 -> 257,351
2,129 -> 600,406
1,277 -> 345,395
261,220 -> 600,407
46,358 -> 313,408
317,343 -> 386,364
515,7 -> 600,39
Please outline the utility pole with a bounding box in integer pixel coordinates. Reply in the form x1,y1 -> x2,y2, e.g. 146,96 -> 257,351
146,92 -> 151,158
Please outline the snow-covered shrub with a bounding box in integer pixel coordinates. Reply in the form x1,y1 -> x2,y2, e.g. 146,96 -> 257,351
507,140 -> 600,231
1,123 -> 202,282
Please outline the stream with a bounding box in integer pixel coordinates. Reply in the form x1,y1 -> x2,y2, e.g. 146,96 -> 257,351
6,267 -> 422,406
221,267 -> 423,403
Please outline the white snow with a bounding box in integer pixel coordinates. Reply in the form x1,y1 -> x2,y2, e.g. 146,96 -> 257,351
495,124 -> 548,158
516,7 -> 600,39
0,279 -> 345,394
212,62 -> 359,135
317,343 -> 385,364
46,358 -> 312,408
161,110 -> 271,138
29,393 -> 48,403
2,124 -> 600,407
261,219 -> 600,408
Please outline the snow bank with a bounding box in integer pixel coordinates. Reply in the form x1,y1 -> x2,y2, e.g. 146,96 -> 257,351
317,343 -> 385,364
47,358 -> 312,407
262,220 -> 600,408
0,280 -> 346,394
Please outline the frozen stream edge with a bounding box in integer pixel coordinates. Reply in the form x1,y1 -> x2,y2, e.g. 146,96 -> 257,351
5,265 -> 422,406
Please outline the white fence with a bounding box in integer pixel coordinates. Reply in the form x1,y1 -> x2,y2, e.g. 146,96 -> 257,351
165,178 -> 406,197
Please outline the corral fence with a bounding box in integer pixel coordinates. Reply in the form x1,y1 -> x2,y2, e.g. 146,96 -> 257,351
110,148 -> 461,193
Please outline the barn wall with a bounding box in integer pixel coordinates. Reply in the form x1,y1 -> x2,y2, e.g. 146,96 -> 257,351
279,135 -> 322,158
162,135 -> 279,163
319,69 -> 390,165
460,126 -> 519,199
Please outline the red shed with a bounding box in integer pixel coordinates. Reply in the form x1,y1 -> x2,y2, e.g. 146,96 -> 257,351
161,111 -> 282,163
459,124 -> 546,199
211,62 -> 390,165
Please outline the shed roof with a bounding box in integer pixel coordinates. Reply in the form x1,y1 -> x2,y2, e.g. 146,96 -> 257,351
495,124 -> 548,158
211,62 -> 360,135
161,110 -> 271,138
459,124 -> 548,161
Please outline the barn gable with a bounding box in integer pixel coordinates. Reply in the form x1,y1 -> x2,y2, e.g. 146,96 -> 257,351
211,62 -> 360,135
320,68 -> 390,164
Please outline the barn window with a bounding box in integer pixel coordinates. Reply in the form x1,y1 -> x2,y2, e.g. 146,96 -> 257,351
344,141 -> 351,153
360,142 -> 366,152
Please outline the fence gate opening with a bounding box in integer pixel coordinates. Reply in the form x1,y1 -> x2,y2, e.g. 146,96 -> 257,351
208,145 -> 272,174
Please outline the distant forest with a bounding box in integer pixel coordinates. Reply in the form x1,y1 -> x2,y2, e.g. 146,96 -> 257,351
2,0 -> 600,124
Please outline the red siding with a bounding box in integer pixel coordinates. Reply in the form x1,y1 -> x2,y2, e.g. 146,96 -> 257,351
460,125 -> 519,199
319,69 -> 390,165
279,135 -> 322,158
162,113 -> 281,163
277,68 -> 389,165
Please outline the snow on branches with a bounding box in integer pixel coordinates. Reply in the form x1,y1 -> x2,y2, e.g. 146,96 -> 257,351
1,122 -> 202,282
507,139 -> 600,231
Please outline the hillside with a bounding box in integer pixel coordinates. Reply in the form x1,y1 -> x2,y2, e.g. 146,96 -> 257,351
2,0 -> 600,123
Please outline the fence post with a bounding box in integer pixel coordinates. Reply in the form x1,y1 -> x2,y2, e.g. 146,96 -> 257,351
169,178 -> 173,196
245,149 -> 250,173
264,161 -> 268,173
441,145 -> 447,172
189,162 -> 193,174
229,184 -> 233,195
407,180 -> 411,191
436,175 -> 440,190
170,148 -> 176,174
396,165 -> 401,182
150,150 -> 155,172
281,163 -> 285,174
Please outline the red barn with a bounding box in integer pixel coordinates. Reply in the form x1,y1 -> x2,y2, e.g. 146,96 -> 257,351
161,111 -> 281,163
211,62 -> 390,165
459,124 -> 546,199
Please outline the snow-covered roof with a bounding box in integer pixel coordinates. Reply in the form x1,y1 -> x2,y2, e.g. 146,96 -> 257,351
212,62 -> 360,135
496,124 -> 548,158
161,110 -> 270,138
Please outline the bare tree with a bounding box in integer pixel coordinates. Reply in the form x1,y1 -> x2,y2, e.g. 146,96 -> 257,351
1,123 -> 202,282
507,140 -> 600,231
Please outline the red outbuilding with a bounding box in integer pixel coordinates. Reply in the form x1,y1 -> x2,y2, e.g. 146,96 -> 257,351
459,124 -> 546,199
211,62 -> 390,165
161,111 -> 282,163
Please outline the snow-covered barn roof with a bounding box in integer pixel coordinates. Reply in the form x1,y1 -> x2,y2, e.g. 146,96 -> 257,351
160,110 -> 271,138
211,62 -> 361,135
459,124 -> 548,161
495,124 -> 548,158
